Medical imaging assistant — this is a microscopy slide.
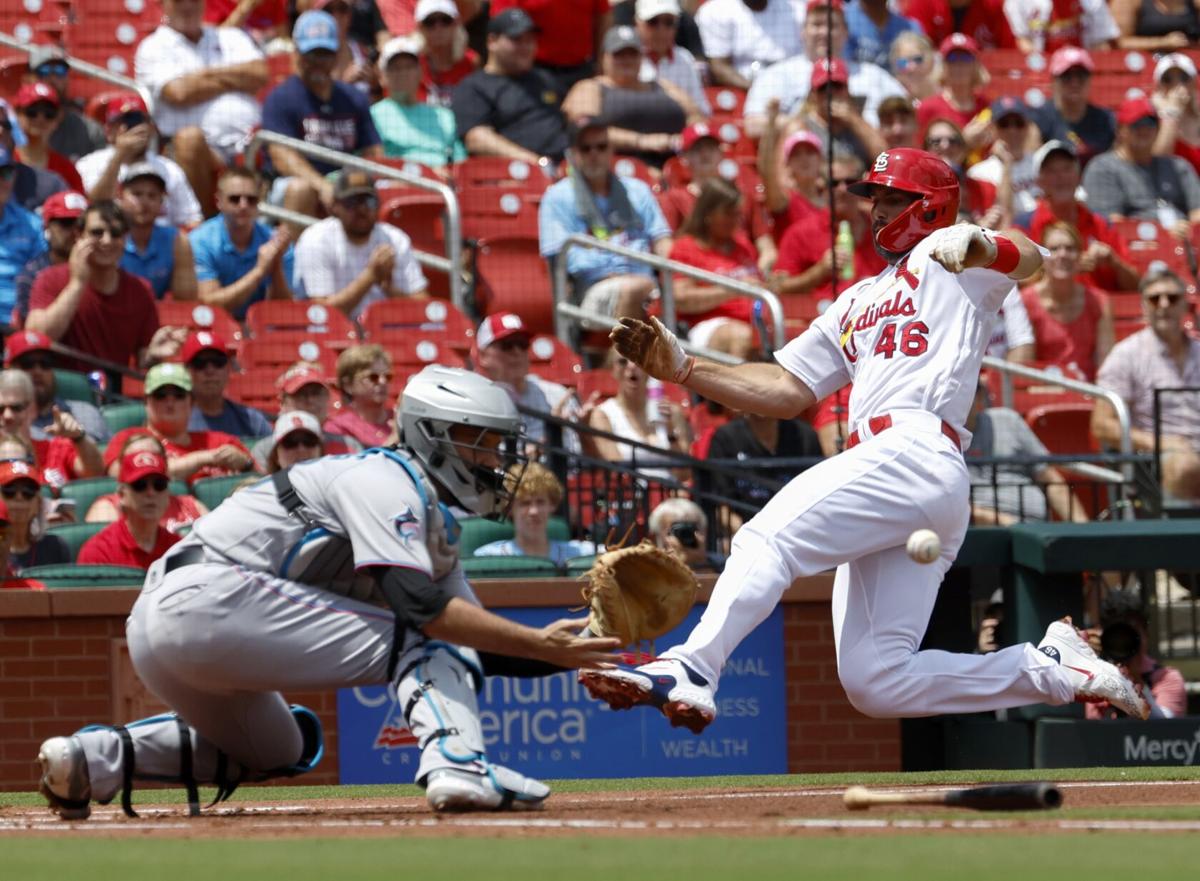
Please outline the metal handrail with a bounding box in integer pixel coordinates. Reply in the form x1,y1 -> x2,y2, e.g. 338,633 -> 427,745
0,32 -> 155,113
259,203 -> 455,279
244,130 -> 464,312
551,233 -> 787,351
554,302 -> 743,365
980,356 -> 1134,499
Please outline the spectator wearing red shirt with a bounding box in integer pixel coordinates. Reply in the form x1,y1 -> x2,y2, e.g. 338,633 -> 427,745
900,0 -> 1016,49
86,430 -> 209,531
759,119 -> 825,242
105,363 -> 254,487
416,0 -> 483,107
0,368 -> 103,490
78,450 -> 181,569
915,34 -> 991,149
205,0 -> 289,41
669,178 -> 764,361
326,344 -> 396,447
1016,140 -> 1139,291
1019,221 -> 1114,381
923,118 -> 1002,226
11,84 -> 85,193
491,0 -> 612,95
659,124 -> 776,265
26,201 -> 186,376
770,153 -> 886,302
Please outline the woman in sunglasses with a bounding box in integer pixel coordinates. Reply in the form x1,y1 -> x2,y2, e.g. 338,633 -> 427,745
78,451 -> 180,569
924,118 -> 1004,227
0,458 -> 70,572
327,344 -> 398,448
266,411 -> 326,473
85,431 -> 208,533
888,31 -> 939,102
10,83 -> 84,193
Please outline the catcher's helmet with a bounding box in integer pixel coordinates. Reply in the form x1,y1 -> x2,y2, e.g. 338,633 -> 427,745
847,148 -> 959,253
398,365 -> 526,518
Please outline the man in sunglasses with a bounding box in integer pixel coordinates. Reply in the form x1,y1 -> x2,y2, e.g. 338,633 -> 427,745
189,167 -> 293,321
3,329 -> 109,444
293,169 -> 427,321
75,95 -> 204,230
742,0 -> 906,140
966,97 -> 1039,215
11,83 -> 85,194
0,145 -> 48,330
633,0 -> 711,116
0,368 -> 103,490
1094,267 -> 1200,501
183,330 -> 272,438
250,362 -> 361,470
78,450 -> 181,569
0,102 -> 69,213
26,45 -> 107,162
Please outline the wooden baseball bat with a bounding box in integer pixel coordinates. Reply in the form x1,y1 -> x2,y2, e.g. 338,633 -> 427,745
843,782 -> 1062,812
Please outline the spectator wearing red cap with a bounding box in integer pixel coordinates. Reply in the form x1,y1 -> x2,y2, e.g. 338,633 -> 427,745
471,312 -> 570,445
1083,96 -> 1200,237
0,368 -> 103,490
13,190 -> 85,328
914,34 -> 991,145
1111,0 -> 1200,51
135,0 -> 268,217
0,107 -> 68,213
327,344 -> 396,447
742,1 -> 906,140
759,114 -> 826,240
658,124 -> 775,269
105,363 -> 254,486
634,0 -> 711,117
1029,47 -> 1115,166
794,57 -> 888,169
3,330 -> 109,443
1150,54 -> 1200,175
1004,0 -> 1118,54
11,83 -> 85,194
75,95 -> 203,229
770,152 -> 886,300
27,201 -> 186,375
898,0 -> 1016,49
183,331 -> 272,438
696,0 -> 806,89
78,451 -> 182,568
118,162 -> 199,300
968,97 -> 1039,215
85,431 -> 208,531
0,459 -> 70,572
265,410 -> 326,472
250,362 -> 361,470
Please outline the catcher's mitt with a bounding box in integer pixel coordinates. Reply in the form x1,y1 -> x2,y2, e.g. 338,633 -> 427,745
579,540 -> 699,647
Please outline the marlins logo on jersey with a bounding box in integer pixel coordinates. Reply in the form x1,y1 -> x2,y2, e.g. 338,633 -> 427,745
393,507 -> 421,545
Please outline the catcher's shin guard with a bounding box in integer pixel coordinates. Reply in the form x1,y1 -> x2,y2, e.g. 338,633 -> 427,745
395,640 -> 549,811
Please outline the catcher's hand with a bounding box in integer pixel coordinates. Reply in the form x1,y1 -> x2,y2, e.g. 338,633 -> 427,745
929,224 -> 996,273
610,316 -> 693,384
580,540 -> 699,647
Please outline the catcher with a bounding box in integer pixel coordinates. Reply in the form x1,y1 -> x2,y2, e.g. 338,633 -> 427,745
37,366 -> 621,820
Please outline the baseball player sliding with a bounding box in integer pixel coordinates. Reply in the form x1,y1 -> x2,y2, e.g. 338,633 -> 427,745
581,148 -> 1149,731
37,367 -> 620,820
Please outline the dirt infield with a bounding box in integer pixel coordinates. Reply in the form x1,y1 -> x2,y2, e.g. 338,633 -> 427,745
2,780 -> 1198,838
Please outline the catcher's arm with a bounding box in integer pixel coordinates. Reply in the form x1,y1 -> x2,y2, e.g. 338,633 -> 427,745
611,317 -> 815,419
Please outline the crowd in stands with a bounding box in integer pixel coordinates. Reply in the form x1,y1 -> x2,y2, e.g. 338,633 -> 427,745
4,0 -> 1200,594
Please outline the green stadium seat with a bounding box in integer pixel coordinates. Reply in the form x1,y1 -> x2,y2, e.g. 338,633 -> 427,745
192,474 -> 256,510
60,477 -> 119,518
46,522 -> 107,561
21,564 -> 147,588
53,369 -> 94,404
457,516 -> 570,556
564,555 -> 598,575
169,480 -> 189,497
460,556 -> 561,578
101,402 -> 146,433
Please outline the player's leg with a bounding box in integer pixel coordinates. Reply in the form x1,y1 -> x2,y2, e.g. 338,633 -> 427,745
392,633 -> 549,812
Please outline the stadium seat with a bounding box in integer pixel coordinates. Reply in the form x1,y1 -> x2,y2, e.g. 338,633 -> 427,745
454,156 -> 552,193
60,477 -> 118,519
457,515 -> 569,555
239,337 -> 340,375
360,298 -> 473,344
705,85 -> 746,122
612,155 -> 658,189
54,369 -> 95,404
460,556 -> 560,578
245,301 -> 359,349
528,334 -> 582,387
21,563 -> 149,587
225,368 -> 285,416
460,189 -> 541,241
1111,220 -> 1195,281
575,367 -> 619,403
473,236 -> 554,334
156,301 -> 243,349
377,336 -> 467,369
101,401 -> 146,433
45,522 -> 108,562
1026,402 -> 1098,455
191,474 -> 253,511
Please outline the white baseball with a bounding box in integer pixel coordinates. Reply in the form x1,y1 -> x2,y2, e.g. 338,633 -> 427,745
906,529 -> 941,564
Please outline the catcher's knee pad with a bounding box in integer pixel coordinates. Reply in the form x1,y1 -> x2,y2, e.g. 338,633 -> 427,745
395,640 -> 488,784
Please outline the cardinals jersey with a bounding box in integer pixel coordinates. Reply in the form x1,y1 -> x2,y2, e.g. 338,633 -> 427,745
775,226 -> 1017,450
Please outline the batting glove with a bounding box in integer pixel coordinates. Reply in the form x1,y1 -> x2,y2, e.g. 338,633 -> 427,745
930,224 -> 996,274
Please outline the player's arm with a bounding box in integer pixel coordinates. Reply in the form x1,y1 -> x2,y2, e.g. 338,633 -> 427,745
929,226 -> 1044,281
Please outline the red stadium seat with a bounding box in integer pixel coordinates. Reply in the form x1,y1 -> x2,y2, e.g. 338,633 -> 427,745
377,336 -> 467,370
225,368 -> 286,417
156,301 -> 243,349
460,188 -> 541,241
244,301 -> 358,349
575,367 -> 619,403
239,337 -> 339,375
705,85 -> 746,122
1026,402 -> 1098,454
1111,220 -> 1195,282
612,155 -> 659,189
454,156 -> 552,193
473,236 -> 554,334
528,334 -> 582,387
360,298 -> 473,347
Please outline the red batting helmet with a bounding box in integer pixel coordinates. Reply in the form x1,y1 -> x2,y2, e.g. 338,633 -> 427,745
847,148 -> 959,253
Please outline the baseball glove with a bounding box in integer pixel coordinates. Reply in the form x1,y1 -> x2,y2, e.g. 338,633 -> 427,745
579,540 -> 699,647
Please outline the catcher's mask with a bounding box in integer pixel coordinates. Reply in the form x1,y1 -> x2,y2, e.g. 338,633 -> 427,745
397,365 -> 528,519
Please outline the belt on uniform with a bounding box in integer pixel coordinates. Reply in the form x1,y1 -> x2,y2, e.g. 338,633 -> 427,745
163,546 -> 206,574
845,414 -> 961,451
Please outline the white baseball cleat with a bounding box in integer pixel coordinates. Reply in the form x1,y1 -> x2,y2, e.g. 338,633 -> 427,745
579,658 -> 717,734
424,764 -> 549,813
1038,618 -> 1150,720
38,736 -> 93,820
